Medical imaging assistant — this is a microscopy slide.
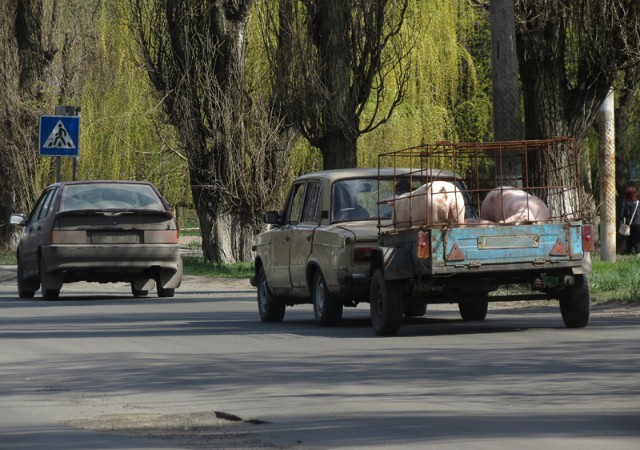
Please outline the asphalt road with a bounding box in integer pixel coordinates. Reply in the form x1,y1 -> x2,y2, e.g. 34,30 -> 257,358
1,265 -> 639,449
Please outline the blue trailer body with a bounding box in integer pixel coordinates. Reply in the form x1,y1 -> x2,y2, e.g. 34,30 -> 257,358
378,221 -> 590,280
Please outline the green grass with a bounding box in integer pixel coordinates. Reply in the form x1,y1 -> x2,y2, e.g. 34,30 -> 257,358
590,254 -> 640,303
182,256 -> 254,278
0,249 -> 16,264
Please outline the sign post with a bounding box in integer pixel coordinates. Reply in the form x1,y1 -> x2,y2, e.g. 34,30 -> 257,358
39,106 -> 80,182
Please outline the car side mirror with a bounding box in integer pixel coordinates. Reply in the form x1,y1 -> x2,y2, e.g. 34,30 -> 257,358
264,211 -> 282,225
10,214 -> 26,226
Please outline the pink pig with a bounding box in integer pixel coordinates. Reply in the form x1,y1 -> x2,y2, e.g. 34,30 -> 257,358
480,186 -> 550,223
391,180 -> 466,227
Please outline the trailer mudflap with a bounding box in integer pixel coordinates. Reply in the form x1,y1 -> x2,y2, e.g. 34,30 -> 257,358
378,246 -> 414,281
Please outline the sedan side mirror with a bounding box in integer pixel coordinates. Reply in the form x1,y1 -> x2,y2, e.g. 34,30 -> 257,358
264,211 -> 282,225
10,214 -> 26,226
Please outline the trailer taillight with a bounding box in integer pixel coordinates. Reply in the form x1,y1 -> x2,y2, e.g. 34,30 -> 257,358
581,224 -> 594,252
417,231 -> 430,259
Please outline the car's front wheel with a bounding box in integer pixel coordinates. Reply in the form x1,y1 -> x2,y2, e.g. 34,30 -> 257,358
17,257 -> 38,299
257,267 -> 285,322
312,271 -> 343,326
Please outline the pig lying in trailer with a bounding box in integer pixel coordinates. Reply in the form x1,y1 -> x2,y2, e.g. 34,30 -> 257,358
480,186 -> 550,224
391,180 -> 466,227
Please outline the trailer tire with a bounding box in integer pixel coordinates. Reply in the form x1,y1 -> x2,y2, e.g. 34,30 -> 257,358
370,269 -> 403,336
560,275 -> 590,328
458,299 -> 488,321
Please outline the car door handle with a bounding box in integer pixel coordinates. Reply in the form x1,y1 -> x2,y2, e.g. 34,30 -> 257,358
285,236 -> 290,242
306,234 -> 312,241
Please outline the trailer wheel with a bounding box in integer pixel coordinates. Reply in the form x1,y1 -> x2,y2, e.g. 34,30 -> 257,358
312,271 -> 343,326
257,266 -> 285,323
458,299 -> 488,321
560,275 -> 590,328
370,269 -> 403,336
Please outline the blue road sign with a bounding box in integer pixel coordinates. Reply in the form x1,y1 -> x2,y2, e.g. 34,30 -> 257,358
39,115 -> 80,157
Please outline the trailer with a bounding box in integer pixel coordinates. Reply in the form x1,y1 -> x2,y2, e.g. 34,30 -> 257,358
370,138 -> 594,336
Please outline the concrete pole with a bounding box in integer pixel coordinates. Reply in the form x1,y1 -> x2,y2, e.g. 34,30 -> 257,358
599,89 -> 616,261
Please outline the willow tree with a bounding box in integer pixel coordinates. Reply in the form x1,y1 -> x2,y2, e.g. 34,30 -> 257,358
0,0 -> 57,247
357,0 -> 492,165
130,0 -> 288,262
261,0 -> 410,169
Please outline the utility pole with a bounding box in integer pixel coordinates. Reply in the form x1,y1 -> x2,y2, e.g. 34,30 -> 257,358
599,89 -> 616,261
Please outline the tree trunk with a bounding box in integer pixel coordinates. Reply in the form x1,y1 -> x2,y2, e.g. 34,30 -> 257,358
490,0 -> 523,186
491,0 -> 522,142
311,0 -> 358,169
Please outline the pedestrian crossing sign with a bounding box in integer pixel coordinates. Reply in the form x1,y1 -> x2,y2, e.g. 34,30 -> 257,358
39,115 -> 80,157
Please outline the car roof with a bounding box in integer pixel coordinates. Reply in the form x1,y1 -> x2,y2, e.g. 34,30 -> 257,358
47,180 -> 156,189
295,168 -> 461,183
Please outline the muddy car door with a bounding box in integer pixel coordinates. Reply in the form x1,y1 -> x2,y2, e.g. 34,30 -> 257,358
289,180 -> 321,296
268,182 -> 306,295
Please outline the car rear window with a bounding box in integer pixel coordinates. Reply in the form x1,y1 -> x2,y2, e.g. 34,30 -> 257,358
60,184 -> 166,212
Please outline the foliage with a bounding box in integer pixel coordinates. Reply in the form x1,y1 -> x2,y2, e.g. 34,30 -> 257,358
75,2 -> 189,209
358,0 -> 492,167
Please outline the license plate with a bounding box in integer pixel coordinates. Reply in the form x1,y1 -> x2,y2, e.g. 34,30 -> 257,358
477,234 -> 539,249
91,231 -> 141,244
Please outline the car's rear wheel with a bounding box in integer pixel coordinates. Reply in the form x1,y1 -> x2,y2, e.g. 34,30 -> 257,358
257,266 -> 285,322
17,257 -> 38,299
560,275 -> 590,328
312,271 -> 343,326
370,269 -> 403,336
39,257 -> 60,301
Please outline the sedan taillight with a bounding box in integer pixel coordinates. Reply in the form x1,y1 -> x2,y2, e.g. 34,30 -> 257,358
144,230 -> 179,244
50,230 -> 89,244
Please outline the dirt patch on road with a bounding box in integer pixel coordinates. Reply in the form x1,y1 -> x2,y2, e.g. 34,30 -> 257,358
67,411 -> 285,449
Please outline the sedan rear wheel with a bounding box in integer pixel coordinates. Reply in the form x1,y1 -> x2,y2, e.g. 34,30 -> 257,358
39,257 -> 60,301
17,257 -> 38,299
312,271 -> 343,326
257,267 -> 285,322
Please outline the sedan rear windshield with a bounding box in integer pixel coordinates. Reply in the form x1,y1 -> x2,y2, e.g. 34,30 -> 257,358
60,184 -> 166,212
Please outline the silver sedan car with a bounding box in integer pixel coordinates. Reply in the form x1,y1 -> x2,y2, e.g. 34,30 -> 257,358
11,180 -> 183,300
